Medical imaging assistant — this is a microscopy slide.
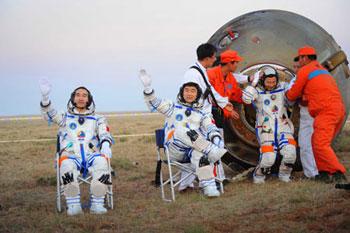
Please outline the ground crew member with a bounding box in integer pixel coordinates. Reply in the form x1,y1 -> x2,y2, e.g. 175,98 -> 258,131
207,50 -> 245,121
286,46 -> 347,182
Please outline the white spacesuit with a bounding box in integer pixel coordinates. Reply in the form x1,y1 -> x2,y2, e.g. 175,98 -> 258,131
242,66 -> 296,183
39,79 -> 113,215
139,70 -> 226,197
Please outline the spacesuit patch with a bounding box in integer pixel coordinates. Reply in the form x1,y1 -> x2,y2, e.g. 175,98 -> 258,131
69,122 -> 77,130
175,114 -> 183,121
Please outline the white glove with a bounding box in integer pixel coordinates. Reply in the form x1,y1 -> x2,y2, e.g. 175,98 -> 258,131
100,141 -> 112,158
251,70 -> 261,87
39,78 -> 51,105
242,85 -> 257,104
212,136 -> 224,148
234,73 -> 250,84
139,69 -> 152,94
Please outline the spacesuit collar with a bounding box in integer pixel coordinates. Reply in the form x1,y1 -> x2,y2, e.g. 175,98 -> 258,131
67,103 -> 95,116
258,83 -> 284,94
71,108 -> 93,116
176,98 -> 203,109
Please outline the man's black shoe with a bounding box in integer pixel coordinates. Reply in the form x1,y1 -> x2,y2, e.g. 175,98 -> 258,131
332,172 -> 347,183
315,171 -> 332,183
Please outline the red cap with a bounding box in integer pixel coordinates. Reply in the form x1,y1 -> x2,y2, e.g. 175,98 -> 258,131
294,46 -> 317,61
220,50 -> 243,63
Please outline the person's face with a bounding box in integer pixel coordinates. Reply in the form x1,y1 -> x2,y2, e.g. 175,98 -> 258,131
264,76 -> 277,91
73,88 -> 89,109
298,55 -> 309,67
183,86 -> 198,104
228,61 -> 238,72
293,62 -> 300,73
204,54 -> 217,68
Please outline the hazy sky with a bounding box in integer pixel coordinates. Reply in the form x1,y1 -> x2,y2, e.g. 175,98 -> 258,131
1,0 -> 349,116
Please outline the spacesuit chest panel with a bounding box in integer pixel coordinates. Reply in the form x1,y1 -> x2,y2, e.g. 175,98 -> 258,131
165,105 -> 203,133
255,86 -> 286,126
64,114 -> 98,155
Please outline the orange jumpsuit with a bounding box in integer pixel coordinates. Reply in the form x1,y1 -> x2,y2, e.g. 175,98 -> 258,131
207,66 -> 243,118
286,60 -> 346,174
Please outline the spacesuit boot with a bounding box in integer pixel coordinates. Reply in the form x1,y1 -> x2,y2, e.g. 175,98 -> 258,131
90,195 -> 107,214
63,175 -> 83,216
67,204 -> 83,216
278,163 -> 292,183
279,143 -> 296,183
66,196 -> 83,216
202,179 -> 220,197
197,155 -> 220,197
253,166 -> 269,184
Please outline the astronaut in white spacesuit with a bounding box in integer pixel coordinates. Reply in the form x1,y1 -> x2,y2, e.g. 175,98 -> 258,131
242,66 -> 296,184
139,70 -> 226,197
39,79 -> 113,215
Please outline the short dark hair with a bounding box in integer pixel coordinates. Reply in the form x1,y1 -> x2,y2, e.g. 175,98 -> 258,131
307,55 -> 317,60
196,43 -> 217,61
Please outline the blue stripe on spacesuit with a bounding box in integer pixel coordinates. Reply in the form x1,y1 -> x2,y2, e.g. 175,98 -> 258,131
62,133 -> 68,141
173,138 -> 190,151
181,149 -> 192,163
46,108 -> 58,126
206,124 -> 219,135
174,104 -> 205,116
87,154 -> 102,167
166,104 -> 175,116
258,88 -> 284,95
149,98 -> 162,112
66,195 -> 81,204
274,118 -> 278,151
252,102 -> 261,145
279,141 -> 288,148
66,114 -> 96,120
308,69 -> 330,80
80,144 -> 88,178
85,116 -> 96,120
255,127 -> 261,145
278,134 -> 289,149
67,156 -> 82,170
46,112 -> 53,126
243,90 -> 254,99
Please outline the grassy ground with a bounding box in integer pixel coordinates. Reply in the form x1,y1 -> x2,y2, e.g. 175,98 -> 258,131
0,114 -> 349,233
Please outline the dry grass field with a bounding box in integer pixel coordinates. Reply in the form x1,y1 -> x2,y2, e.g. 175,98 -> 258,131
0,113 -> 349,233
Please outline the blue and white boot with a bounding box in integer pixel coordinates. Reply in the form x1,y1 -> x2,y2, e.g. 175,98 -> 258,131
90,195 -> 107,214
66,196 -> 83,216
202,179 -> 220,197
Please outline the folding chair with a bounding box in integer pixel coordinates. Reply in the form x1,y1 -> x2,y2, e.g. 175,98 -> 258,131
154,128 -> 224,202
55,134 -> 113,212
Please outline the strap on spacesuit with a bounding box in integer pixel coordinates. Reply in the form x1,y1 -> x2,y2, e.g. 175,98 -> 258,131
79,144 -> 88,178
288,138 -> 297,146
260,145 -> 274,153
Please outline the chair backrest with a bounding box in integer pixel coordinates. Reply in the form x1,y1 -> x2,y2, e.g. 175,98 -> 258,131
155,129 -> 165,148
